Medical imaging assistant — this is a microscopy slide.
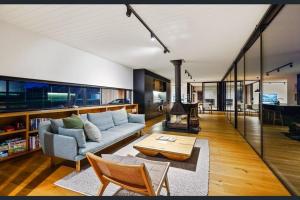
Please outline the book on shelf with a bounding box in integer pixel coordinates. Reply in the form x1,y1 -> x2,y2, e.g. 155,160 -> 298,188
0,143 -> 8,158
0,137 -> 27,158
30,118 -> 50,131
29,135 -> 40,150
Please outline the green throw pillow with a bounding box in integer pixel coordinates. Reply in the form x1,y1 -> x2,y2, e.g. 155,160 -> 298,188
63,115 -> 84,129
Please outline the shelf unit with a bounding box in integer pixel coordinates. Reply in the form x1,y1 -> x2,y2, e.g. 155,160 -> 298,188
0,104 -> 138,162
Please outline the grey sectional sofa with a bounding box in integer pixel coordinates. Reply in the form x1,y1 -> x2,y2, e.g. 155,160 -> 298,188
38,109 -> 145,171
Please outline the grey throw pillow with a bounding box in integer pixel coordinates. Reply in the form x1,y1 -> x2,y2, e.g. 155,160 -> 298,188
50,119 -> 64,134
128,113 -> 145,124
84,121 -> 102,142
58,127 -> 87,148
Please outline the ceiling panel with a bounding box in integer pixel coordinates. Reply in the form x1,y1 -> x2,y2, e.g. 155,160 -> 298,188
0,4 -> 269,82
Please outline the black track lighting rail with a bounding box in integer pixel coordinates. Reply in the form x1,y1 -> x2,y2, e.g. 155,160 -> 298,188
265,62 -> 293,76
125,4 -> 170,54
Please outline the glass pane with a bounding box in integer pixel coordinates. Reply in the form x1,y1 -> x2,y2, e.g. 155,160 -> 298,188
262,5 -> 300,194
125,90 -> 132,104
102,88 -> 127,105
230,68 -> 235,124
245,37 -> 261,154
203,83 -> 218,111
237,57 -> 245,135
226,75 -> 231,119
48,84 -> 69,108
70,86 -> 85,106
7,80 -> 27,111
86,87 -> 101,106
25,82 -> 49,109
0,80 -> 6,92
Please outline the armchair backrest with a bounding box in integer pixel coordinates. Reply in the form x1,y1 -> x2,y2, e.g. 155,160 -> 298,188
86,152 -> 155,196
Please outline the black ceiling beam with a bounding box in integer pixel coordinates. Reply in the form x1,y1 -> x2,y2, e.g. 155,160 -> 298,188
221,4 -> 285,81
125,4 -> 170,54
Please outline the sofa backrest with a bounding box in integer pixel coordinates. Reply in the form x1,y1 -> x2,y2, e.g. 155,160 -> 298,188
88,111 -> 115,131
111,108 -> 129,126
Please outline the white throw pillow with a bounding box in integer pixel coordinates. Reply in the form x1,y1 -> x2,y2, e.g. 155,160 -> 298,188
84,121 -> 102,142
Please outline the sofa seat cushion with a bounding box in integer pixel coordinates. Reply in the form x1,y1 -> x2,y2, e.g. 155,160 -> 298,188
88,112 -> 115,131
78,130 -> 131,155
109,123 -> 145,135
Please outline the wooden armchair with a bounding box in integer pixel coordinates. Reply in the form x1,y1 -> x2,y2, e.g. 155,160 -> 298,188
86,152 -> 170,196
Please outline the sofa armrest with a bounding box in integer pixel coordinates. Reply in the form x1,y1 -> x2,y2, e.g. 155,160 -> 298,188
128,113 -> 145,124
43,132 -> 78,161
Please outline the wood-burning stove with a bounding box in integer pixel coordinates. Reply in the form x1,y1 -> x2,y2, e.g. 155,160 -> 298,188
163,59 -> 200,133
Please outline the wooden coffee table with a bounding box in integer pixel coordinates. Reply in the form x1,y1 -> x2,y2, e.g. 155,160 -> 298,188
133,133 -> 196,161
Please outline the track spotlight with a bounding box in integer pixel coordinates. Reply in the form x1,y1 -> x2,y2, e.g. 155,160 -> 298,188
277,68 -> 280,72
266,72 -> 269,76
150,33 -> 155,41
126,5 -> 132,17
164,48 -> 168,54
290,63 -> 293,68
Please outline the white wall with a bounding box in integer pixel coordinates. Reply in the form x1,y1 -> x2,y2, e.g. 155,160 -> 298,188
0,21 -> 133,89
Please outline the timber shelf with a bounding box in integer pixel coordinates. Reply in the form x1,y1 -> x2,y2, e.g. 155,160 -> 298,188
0,129 -> 27,136
0,104 -> 139,162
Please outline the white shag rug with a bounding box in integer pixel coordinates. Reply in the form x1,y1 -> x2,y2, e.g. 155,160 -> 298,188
55,135 -> 209,196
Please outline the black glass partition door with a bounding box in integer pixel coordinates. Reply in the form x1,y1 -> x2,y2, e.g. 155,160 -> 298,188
237,57 -> 245,136
245,38 -> 262,155
262,5 -> 300,194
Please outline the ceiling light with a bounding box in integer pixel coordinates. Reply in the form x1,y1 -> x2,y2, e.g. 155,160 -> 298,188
150,33 -> 155,41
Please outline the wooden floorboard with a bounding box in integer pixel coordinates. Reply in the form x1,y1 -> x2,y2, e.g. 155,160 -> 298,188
0,113 -> 290,196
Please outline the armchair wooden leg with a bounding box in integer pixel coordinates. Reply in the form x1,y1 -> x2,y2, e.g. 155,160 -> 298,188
164,176 -> 170,196
97,181 -> 109,196
76,160 -> 81,172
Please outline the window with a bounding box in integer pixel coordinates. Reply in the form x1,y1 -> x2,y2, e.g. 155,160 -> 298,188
7,80 -> 26,110
86,87 -> 101,106
70,86 -> 85,106
48,84 -> 69,109
102,88 -> 129,105
0,77 -> 132,113
25,82 -> 49,109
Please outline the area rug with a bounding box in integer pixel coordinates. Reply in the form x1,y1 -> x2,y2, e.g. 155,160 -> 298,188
54,135 -> 210,196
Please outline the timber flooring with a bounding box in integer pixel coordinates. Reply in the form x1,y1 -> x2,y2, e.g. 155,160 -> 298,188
263,124 -> 300,195
0,114 -> 290,196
